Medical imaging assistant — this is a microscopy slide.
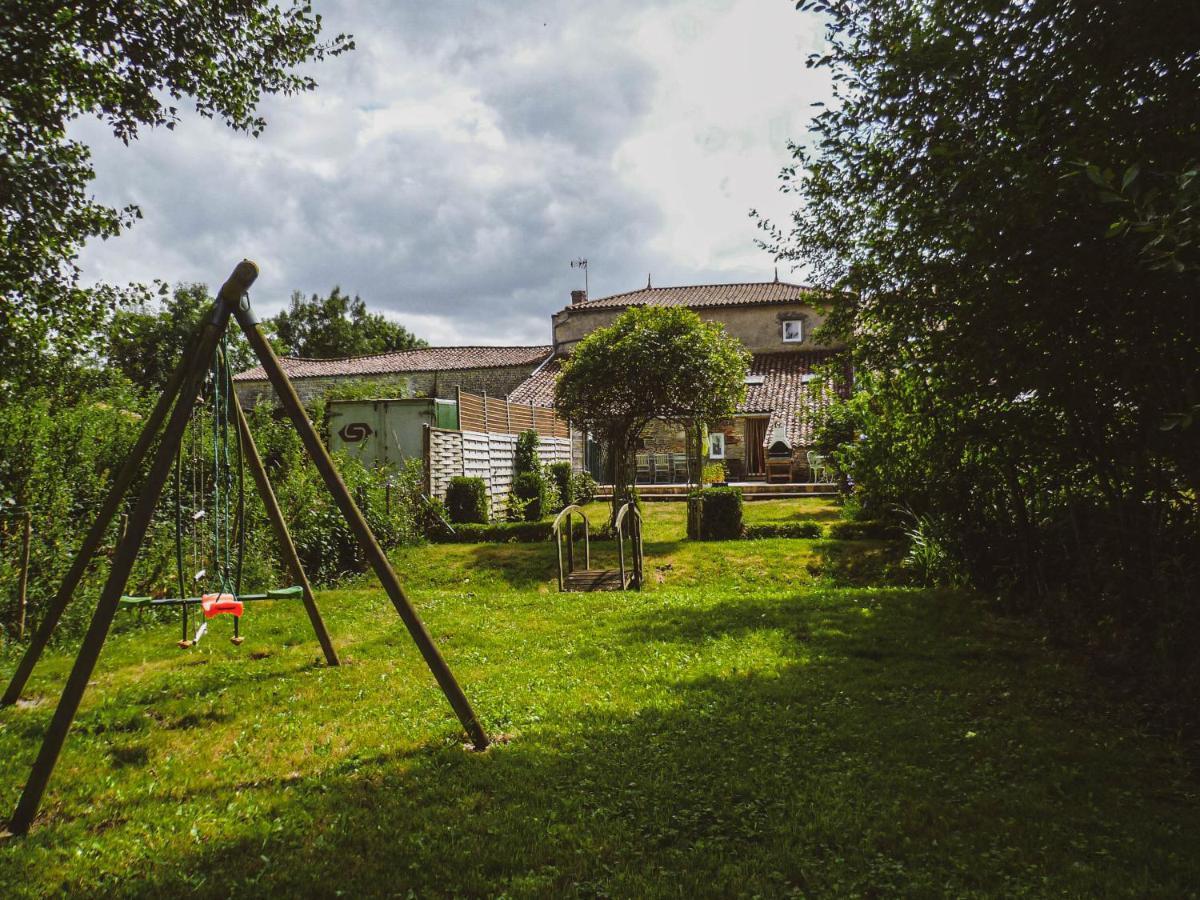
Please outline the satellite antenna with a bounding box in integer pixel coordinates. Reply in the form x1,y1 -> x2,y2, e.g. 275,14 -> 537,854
570,258 -> 588,295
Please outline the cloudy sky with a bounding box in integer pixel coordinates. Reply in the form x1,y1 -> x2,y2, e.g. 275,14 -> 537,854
75,0 -> 830,347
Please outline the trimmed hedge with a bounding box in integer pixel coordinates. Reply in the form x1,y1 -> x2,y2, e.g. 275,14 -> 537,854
548,461 -> 573,508
698,486 -> 743,540
512,470 -> 555,522
826,519 -> 906,540
743,521 -> 824,540
445,476 -> 489,524
430,520 -> 606,544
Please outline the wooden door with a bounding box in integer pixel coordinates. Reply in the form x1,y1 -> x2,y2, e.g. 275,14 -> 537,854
744,417 -> 768,475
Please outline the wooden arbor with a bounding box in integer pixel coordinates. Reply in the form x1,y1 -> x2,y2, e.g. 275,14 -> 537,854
2,261 -> 488,836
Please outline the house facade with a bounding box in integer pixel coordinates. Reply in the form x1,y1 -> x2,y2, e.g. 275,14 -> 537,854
511,280 -> 847,482
234,279 -> 846,486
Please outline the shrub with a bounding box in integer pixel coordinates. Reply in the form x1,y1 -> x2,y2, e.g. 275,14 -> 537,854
743,521 -> 823,540
445,477 -> 489,524
702,461 -> 726,485
514,429 -> 540,475
547,461 -> 573,508
698,486 -> 743,540
429,519 -> 597,544
511,470 -> 554,522
570,471 -> 596,505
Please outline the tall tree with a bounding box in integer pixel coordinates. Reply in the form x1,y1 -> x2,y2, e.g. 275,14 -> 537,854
758,1 -> 1200,691
269,288 -> 427,358
0,1 -> 352,392
106,283 -> 254,394
554,306 -> 749,523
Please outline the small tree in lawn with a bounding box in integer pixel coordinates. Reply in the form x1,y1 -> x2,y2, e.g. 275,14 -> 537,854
554,306 -> 749,529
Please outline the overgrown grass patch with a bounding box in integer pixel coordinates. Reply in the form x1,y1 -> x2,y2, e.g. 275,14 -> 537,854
1,499 -> 1196,896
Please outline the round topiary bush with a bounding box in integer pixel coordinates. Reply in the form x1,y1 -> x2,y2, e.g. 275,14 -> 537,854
445,476 -> 489,524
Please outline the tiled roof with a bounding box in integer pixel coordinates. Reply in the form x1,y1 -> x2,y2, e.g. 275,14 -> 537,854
233,345 -> 552,382
572,280 -> 813,310
507,349 -> 848,446
507,355 -> 562,406
739,351 -> 847,447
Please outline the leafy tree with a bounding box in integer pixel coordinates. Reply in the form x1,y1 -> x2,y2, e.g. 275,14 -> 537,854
106,283 -> 254,394
0,1 -> 352,391
758,1 -> 1200,705
555,306 -> 749,523
270,288 -> 427,358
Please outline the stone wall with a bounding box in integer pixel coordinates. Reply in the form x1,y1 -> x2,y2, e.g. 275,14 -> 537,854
552,302 -> 842,355
235,364 -> 541,409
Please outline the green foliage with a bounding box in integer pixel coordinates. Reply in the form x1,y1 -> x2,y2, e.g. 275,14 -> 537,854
743,522 -> 823,540
0,389 -> 426,638
514,430 -> 541,476
445,477 -> 489,525
902,513 -> 966,587
555,306 -> 749,517
758,0 -> 1200,703
511,471 -> 555,523
547,462 -> 573,509
430,520 -> 556,544
568,471 -> 597,506
701,462 -> 726,485
697,487 -> 744,541
106,284 -> 255,393
555,307 -> 750,443
0,1 -> 351,392
269,287 -> 426,359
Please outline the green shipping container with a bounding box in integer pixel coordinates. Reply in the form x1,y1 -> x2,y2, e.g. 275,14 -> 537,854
327,398 -> 459,470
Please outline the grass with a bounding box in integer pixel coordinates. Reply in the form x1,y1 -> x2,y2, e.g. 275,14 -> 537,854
1,497 -> 1197,896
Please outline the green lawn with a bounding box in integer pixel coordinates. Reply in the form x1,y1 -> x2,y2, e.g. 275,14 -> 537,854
1,498 -> 1197,896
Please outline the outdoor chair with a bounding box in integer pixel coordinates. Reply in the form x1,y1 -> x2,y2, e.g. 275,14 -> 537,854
635,452 -> 651,483
652,453 -> 672,483
670,452 -> 689,483
807,451 -> 830,483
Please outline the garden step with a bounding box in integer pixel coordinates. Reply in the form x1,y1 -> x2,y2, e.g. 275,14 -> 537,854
564,569 -> 627,592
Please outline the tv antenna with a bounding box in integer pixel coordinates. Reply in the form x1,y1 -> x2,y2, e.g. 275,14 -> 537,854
570,258 -> 588,295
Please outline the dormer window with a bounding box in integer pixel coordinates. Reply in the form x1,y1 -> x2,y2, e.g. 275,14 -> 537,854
782,319 -> 804,343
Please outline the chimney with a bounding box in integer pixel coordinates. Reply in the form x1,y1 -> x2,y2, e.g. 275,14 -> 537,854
570,289 -> 587,305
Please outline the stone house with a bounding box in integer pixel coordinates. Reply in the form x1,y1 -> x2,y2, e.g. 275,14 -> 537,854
233,345 -> 553,408
509,279 -> 847,482
234,279 -> 846,483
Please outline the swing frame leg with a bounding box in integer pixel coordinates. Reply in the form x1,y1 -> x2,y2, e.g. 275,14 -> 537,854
232,393 -> 338,665
235,304 -> 487,750
7,264 -> 253,836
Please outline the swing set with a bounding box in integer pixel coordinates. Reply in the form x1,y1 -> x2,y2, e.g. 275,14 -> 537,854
117,326 -> 296,648
2,261 -> 489,837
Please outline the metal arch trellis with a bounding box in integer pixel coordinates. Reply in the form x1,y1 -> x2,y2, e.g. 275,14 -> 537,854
1,261 -> 489,837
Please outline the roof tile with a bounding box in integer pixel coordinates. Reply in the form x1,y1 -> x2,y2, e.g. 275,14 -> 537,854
572,280 -> 812,310
233,345 -> 552,382
506,350 -> 848,445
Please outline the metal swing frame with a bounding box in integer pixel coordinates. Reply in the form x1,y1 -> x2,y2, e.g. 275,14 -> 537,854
1,260 -> 488,837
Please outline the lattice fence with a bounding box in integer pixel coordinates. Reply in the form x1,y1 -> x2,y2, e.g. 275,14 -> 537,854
425,391 -> 571,517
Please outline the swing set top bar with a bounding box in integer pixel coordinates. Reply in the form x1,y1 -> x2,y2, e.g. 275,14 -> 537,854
119,585 -> 303,608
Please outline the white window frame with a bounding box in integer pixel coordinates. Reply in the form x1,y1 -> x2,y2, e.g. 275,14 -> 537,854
708,431 -> 726,459
782,319 -> 804,343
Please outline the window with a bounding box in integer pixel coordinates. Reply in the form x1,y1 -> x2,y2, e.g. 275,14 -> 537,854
744,374 -> 765,385
708,431 -> 726,459
782,320 -> 803,342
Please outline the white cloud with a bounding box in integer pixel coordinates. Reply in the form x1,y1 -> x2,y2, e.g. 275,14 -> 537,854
73,0 -> 828,343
